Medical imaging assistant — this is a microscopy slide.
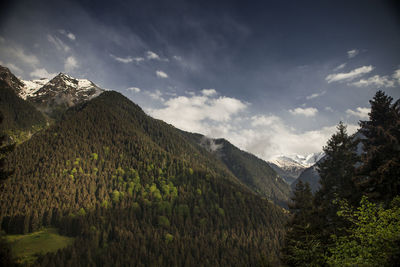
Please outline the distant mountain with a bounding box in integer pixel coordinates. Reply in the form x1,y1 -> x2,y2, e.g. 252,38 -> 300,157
189,135 -> 291,207
0,65 -> 104,119
268,152 -> 325,185
291,164 -> 323,193
268,162 -> 298,185
291,133 -> 364,193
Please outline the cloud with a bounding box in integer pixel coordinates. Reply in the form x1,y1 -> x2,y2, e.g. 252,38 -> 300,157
147,89 -> 164,101
251,115 -> 280,127
64,56 -> 79,72
0,44 -> 39,67
147,90 -> 358,161
289,107 -> 318,117
148,91 -> 247,133
326,65 -> 374,83
306,91 -> 326,100
201,89 -> 217,96
334,63 -> 346,71
146,51 -> 160,60
325,107 -> 334,112
347,49 -> 359,58
173,55 -> 182,61
392,69 -> 400,84
350,75 -> 395,88
58,29 -> 76,41
110,54 -> 144,63
156,70 -> 168,78
30,68 -> 56,78
127,87 -> 141,93
4,63 -> 23,75
47,34 -> 70,52
346,107 -> 370,119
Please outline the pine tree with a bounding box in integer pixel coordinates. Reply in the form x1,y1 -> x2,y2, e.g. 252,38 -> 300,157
281,181 -> 323,266
312,122 -> 359,261
0,113 -> 15,181
356,91 -> 400,204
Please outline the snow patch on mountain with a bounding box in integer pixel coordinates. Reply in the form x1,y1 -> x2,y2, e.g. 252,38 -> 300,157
20,78 -> 50,99
270,152 -> 325,169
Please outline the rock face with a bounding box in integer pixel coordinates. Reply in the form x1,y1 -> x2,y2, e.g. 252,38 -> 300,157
0,65 -> 25,95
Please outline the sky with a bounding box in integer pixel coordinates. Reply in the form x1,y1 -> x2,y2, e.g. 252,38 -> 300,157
1,0 -> 399,161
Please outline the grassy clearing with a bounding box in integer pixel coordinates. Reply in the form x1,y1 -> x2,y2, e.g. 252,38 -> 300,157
6,227 -> 74,265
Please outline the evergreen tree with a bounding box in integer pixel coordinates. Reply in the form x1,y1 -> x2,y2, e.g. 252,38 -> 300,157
0,113 -> 15,181
356,90 -> 400,204
312,122 -> 359,261
281,181 -> 323,266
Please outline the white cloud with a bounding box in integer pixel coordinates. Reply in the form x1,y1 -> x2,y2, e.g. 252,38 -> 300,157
64,56 -> 79,72
58,29 -> 76,41
392,69 -> 400,84
325,106 -> 334,112
334,63 -> 346,71
289,107 -> 318,117
251,115 -> 280,127
110,54 -> 144,63
350,75 -> 395,88
127,87 -> 141,93
8,46 -> 39,66
47,34 -> 70,52
4,63 -> 23,75
346,107 -> 370,119
30,68 -> 57,79
148,92 -> 247,133
148,90 -> 164,101
173,55 -> 182,61
201,89 -> 217,96
147,51 -> 160,60
347,49 -> 359,58
156,70 -> 168,78
147,90 -> 358,160
326,65 -> 374,83
306,91 -> 326,100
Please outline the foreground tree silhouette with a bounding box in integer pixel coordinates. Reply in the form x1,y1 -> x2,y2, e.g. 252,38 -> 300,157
281,181 -> 323,266
356,90 -> 400,204
313,122 -> 359,248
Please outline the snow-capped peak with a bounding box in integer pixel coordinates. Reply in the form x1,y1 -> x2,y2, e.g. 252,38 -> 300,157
19,73 -> 104,101
270,151 -> 325,169
20,78 -> 50,100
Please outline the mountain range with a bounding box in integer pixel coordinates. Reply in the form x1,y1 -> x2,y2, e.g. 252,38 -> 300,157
0,65 -> 291,265
268,152 -> 324,185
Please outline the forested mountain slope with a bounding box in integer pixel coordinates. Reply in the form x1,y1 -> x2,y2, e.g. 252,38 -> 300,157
0,91 -> 288,266
186,134 -> 290,207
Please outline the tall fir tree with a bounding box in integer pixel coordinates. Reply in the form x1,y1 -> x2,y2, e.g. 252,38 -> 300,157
356,90 -> 400,204
281,181 -> 323,267
313,122 -> 359,259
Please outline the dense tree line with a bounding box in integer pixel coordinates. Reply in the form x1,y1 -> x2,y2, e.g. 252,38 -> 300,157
282,91 -> 400,266
0,91 -> 288,265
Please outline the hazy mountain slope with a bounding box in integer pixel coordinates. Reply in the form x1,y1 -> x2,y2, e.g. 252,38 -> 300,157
0,91 -> 287,265
184,134 -> 291,207
291,164 -> 322,193
268,162 -> 298,185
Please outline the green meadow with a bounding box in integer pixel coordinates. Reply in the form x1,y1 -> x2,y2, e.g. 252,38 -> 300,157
6,228 -> 74,265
